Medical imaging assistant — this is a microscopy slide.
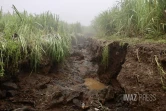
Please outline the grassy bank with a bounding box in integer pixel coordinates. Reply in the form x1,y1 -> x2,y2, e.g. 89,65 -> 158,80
0,5 -> 85,76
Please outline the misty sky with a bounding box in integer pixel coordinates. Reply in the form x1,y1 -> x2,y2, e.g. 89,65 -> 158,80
1,0 -> 119,26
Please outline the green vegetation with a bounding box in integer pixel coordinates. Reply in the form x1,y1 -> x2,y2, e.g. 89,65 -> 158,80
0,5 -> 86,76
102,45 -> 109,69
92,0 -> 166,38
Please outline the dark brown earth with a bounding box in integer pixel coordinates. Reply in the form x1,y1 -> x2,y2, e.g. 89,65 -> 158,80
0,36 -> 166,111
118,44 -> 166,111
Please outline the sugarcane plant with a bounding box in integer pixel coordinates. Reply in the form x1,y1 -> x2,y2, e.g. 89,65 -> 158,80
92,0 -> 166,38
0,5 -> 74,76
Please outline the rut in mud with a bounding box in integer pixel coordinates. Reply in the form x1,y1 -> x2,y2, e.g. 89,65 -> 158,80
1,36 -> 166,111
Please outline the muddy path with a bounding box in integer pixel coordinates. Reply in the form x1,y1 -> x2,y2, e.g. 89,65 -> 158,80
0,36 -> 166,111
0,37 -> 127,111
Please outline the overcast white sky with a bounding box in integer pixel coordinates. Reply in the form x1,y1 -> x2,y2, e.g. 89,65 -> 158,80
1,0 -> 119,26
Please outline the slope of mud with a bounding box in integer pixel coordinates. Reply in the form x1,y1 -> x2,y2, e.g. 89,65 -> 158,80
0,36 -> 166,111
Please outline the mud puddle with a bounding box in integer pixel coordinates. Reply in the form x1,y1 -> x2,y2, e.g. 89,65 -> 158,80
84,78 -> 107,90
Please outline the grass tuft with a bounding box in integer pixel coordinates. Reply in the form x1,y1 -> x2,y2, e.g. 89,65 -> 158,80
102,45 -> 109,69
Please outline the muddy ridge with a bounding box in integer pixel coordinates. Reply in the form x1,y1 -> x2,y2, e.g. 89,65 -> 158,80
0,36 -> 166,111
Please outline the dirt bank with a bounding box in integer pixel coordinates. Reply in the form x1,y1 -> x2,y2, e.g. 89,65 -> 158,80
118,44 -> 166,111
0,36 -> 166,111
88,38 -> 166,111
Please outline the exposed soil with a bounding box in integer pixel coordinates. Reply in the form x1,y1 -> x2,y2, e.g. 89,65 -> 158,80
0,36 -> 166,111
118,44 -> 166,111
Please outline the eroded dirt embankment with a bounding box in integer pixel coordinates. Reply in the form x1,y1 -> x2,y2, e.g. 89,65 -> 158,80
88,38 -> 166,111
0,36 -> 166,111
118,44 -> 166,111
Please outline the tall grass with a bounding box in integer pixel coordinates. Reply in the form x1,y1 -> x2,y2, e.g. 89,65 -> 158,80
92,0 -> 166,38
0,5 -> 74,76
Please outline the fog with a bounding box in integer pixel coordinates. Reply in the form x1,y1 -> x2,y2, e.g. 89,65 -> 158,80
1,0 -> 119,26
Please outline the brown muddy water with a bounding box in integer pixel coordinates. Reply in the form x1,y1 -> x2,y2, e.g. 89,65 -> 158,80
84,78 -> 107,90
